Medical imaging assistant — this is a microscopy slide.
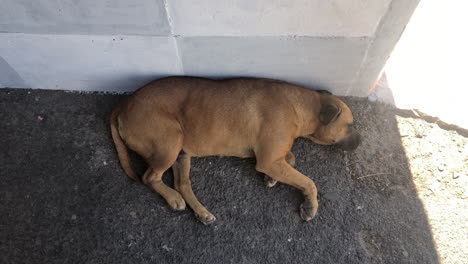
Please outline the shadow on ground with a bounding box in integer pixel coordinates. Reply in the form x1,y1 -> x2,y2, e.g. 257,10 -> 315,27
1,89 -> 438,263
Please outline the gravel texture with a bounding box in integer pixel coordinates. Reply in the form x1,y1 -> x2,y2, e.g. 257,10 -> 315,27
1,88 -> 465,263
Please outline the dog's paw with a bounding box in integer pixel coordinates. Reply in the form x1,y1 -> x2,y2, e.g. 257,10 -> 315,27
167,196 -> 186,211
264,175 -> 278,188
196,211 -> 216,225
300,200 -> 318,221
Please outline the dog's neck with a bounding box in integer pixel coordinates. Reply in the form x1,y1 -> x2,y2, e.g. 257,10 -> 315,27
292,89 -> 322,137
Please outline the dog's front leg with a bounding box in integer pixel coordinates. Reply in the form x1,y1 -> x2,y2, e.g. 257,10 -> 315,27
264,151 -> 295,187
173,152 -> 216,225
257,159 -> 318,221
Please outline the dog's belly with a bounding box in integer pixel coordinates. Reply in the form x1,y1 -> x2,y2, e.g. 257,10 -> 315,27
185,148 -> 254,158
182,135 -> 255,158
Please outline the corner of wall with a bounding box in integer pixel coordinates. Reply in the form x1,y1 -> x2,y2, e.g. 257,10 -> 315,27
348,0 -> 421,97
0,55 -> 26,88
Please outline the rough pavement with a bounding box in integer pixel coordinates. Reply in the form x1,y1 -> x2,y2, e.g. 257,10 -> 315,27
1,89 -> 439,263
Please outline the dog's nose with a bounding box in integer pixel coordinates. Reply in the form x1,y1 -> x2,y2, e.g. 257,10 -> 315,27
338,131 -> 361,151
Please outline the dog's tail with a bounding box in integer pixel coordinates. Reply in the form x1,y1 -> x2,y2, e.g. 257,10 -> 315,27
110,106 -> 140,182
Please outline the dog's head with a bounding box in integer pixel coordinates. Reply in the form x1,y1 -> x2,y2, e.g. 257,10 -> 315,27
307,93 -> 361,151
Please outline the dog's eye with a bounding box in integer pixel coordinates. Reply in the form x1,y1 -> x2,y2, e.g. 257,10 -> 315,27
336,111 -> 341,119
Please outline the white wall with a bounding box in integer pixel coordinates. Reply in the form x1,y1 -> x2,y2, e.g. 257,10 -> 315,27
371,0 -> 467,128
0,0 -> 419,96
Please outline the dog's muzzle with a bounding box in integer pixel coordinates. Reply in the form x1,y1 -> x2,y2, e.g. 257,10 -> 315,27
337,129 -> 361,151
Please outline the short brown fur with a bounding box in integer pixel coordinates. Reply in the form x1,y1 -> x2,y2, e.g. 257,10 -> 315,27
110,77 -> 360,224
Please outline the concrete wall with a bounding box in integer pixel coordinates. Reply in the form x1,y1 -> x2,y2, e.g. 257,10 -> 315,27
0,0 -> 419,96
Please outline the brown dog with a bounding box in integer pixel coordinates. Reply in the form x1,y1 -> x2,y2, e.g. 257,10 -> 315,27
110,77 -> 360,224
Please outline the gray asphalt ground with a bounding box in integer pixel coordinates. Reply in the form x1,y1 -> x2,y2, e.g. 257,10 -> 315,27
1,88 -> 439,263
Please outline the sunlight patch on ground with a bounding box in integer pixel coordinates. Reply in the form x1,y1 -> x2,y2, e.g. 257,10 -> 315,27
371,0 -> 467,129
396,115 -> 468,264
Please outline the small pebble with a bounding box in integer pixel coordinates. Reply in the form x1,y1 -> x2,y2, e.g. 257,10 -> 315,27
162,245 -> 172,251
403,250 -> 409,257
287,238 -> 292,242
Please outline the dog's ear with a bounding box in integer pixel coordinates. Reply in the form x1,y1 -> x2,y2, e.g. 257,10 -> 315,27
316,90 -> 332,95
319,103 -> 341,125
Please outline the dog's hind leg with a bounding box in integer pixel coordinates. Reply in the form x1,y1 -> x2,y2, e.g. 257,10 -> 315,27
143,134 -> 186,211
173,152 -> 216,225
264,151 -> 295,187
